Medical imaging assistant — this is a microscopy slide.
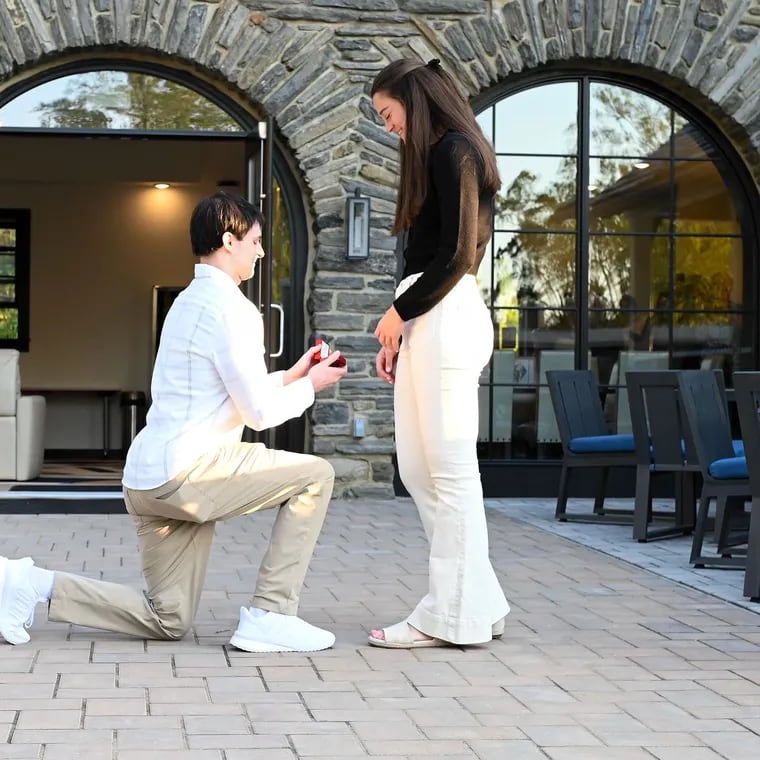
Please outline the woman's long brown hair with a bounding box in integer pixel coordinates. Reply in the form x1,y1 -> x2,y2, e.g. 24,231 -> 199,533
371,58 -> 501,234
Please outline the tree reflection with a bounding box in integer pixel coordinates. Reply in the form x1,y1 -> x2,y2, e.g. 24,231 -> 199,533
34,72 -> 240,131
493,84 -> 737,327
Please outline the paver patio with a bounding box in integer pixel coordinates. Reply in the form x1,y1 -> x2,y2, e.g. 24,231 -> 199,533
1,496 -> 759,759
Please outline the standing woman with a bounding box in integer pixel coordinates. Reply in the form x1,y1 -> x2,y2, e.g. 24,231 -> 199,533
368,58 -> 510,648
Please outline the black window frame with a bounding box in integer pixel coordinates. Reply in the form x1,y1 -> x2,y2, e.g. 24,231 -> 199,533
472,68 -> 760,467
0,208 -> 30,351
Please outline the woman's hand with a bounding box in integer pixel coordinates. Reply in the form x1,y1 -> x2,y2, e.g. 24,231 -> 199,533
374,305 -> 404,352
376,347 -> 398,384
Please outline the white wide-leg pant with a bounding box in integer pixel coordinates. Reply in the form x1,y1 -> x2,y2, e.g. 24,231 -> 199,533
394,273 -> 510,644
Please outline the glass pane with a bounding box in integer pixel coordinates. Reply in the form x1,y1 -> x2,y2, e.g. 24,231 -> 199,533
490,307 -> 520,350
0,254 -> 15,276
494,82 -> 578,155
0,227 -> 15,248
669,311 -> 736,372
0,308 -> 17,339
589,158 -> 671,232
493,232 -> 575,309
0,71 -> 242,132
496,156 -> 577,230
523,309 -> 577,354
729,311 -> 754,372
271,179 -> 291,304
590,82 -> 673,158
673,120 -> 712,159
0,283 -> 15,302
588,234 -> 666,313
476,106 -> 493,143
674,236 -> 736,313
674,160 -> 739,228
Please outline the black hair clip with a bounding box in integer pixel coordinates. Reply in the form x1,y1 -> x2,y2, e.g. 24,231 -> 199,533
426,58 -> 441,70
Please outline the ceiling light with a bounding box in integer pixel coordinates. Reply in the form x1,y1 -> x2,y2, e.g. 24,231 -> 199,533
154,182 -> 170,190
632,162 -> 649,170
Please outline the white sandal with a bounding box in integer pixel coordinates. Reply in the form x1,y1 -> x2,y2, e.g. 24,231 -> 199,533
367,620 -> 448,649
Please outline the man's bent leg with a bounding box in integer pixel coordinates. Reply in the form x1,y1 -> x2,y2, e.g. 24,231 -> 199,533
50,491 -> 215,640
180,444 -> 335,615
251,453 -> 334,614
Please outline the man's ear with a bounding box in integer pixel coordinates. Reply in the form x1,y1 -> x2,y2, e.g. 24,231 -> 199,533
222,232 -> 234,251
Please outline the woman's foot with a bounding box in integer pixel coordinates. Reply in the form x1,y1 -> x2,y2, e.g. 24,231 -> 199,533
368,621 -> 447,649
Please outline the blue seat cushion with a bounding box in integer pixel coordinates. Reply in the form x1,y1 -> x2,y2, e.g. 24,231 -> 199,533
652,439 -> 745,461
569,434 -> 635,454
708,456 -> 747,480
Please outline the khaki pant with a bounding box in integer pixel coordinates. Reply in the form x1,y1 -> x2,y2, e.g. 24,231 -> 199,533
48,443 -> 334,640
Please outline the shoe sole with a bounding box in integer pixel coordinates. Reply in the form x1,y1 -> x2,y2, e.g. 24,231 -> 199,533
229,633 -> 334,653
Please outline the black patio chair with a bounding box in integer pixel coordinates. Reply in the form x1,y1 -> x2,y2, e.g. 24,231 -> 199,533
730,372 -> 760,601
677,370 -> 750,568
546,369 -> 637,523
626,370 -> 699,542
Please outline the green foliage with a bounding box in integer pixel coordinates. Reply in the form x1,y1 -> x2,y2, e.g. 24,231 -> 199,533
492,84 -> 735,325
0,227 -> 16,247
35,71 -> 240,132
0,308 -> 18,339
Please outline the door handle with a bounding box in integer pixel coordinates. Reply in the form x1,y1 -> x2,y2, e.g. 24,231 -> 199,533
270,303 -> 284,358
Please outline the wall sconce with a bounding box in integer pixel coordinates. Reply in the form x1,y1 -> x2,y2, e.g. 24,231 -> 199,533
346,189 -> 370,259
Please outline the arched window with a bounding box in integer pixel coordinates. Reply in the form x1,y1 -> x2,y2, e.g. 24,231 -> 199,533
0,67 -> 303,371
0,71 -> 241,132
475,76 -> 758,462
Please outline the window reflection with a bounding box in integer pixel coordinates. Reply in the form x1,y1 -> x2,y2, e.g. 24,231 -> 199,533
494,82 -> 578,154
497,156 -> 577,230
492,231 -> 575,309
477,76 -> 752,462
0,71 -> 241,132
476,107 -> 493,143
588,158 -> 671,232
590,83 -> 672,157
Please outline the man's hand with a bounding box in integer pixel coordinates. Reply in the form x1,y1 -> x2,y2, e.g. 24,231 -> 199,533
374,305 -> 404,352
376,347 -> 398,384
308,351 -> 348,392
283,347 -> 318,385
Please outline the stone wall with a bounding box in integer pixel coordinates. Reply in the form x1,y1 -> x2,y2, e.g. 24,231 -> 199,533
2,0 -> 760,495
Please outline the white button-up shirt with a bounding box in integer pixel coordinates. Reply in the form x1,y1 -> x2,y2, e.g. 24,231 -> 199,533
122,264 -> 314,490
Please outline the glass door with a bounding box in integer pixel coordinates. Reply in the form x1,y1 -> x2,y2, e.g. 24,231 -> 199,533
243,119 -> 302,451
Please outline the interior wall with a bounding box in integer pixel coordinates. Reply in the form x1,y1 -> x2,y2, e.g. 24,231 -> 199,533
0,136 -> 245,451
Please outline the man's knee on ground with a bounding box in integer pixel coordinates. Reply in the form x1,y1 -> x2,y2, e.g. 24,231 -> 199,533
152,598 -> 194,641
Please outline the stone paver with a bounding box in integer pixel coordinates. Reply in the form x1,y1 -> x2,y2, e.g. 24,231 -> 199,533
1,497 -> 759,759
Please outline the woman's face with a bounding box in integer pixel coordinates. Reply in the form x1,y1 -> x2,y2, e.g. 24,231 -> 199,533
372,91 -> 407,142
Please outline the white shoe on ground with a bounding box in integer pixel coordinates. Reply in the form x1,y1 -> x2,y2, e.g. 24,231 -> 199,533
0,556 -> 40,645
229,607 -> 335,653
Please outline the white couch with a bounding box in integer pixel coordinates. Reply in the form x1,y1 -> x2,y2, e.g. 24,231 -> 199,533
0,350 -> 46,480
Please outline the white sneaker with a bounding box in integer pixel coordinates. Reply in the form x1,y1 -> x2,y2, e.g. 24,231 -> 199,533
0,556 -> 39,645
229,607 -> 335,653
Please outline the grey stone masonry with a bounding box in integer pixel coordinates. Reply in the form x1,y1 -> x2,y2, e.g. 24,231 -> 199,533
3,0 -> 760,493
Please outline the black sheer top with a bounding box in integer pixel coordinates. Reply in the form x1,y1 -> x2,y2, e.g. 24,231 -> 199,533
393,131 -> 495,321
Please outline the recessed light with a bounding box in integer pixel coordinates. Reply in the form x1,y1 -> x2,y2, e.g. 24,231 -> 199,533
154,182 -> 170,190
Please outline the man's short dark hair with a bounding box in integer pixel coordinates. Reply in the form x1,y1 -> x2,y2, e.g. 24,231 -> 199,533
190,191 -> 265,256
